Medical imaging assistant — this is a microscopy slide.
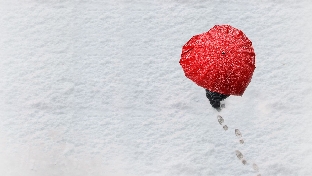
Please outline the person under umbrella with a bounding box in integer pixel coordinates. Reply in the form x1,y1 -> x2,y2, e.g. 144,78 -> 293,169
180,25 -> 256,110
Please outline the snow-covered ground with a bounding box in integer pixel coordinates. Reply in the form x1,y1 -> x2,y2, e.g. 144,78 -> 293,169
1,1 -> 312,175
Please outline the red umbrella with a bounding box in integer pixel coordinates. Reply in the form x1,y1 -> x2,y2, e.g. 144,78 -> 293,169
180,25 -> 255,96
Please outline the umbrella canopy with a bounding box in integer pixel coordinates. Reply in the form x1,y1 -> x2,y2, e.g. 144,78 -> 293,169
180,25 -> 256,96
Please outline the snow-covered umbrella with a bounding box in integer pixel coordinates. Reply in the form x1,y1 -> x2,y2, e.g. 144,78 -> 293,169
180,25 -> 256,109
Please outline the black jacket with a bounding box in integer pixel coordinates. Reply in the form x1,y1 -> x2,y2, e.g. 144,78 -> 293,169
205,89 -> 229,110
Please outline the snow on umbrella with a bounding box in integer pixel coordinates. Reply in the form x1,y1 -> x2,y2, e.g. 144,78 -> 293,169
180,25 -> 256,109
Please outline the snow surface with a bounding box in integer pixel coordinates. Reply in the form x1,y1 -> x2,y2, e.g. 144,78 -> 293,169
1,1 -> 312,176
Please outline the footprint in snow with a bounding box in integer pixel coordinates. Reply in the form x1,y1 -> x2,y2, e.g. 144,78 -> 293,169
235,129 -> 244,144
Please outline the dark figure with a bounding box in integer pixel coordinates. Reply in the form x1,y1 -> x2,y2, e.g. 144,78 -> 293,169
205,89 -> 230,110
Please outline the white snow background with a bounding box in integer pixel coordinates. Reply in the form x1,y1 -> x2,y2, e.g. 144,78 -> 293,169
1,1 -> 312,176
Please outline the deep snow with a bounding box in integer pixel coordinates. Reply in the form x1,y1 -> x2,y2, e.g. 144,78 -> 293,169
1,1 -> 312,176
